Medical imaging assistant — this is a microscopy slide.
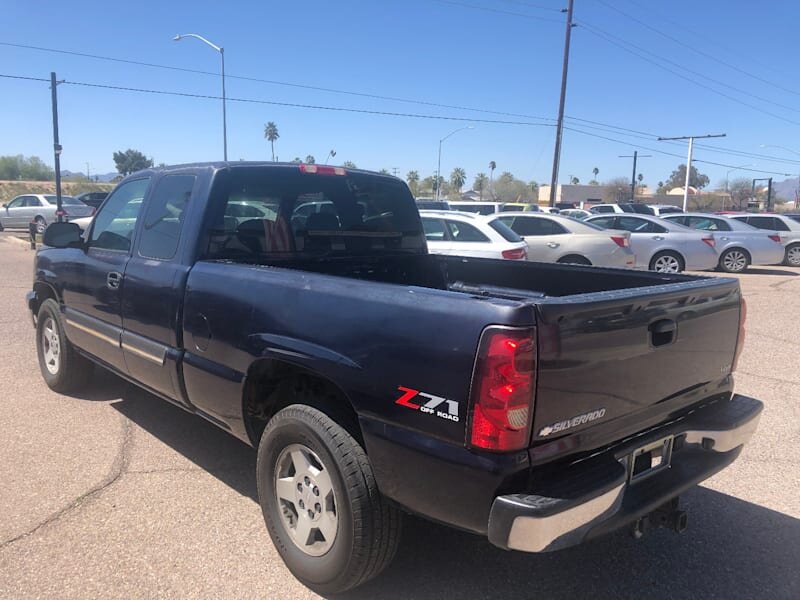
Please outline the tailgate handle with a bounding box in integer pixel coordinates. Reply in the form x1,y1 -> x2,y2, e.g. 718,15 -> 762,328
649,319 -> 676,347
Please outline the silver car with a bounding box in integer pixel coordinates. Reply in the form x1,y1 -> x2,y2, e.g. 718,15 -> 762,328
586,213 -> 718,272
663,213 -> 785,272
728,214 -> 800,267
491,212 -> 635,268
0,194 -> 94,231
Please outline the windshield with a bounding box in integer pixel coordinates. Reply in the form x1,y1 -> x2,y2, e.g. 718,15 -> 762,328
205,167 -> 425,259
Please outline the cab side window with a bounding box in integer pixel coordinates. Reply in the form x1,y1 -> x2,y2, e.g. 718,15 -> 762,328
138,175 -> 195,260
90,178 -> 150,252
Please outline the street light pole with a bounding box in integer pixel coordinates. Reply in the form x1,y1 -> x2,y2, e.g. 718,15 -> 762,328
436,126 -> 473,201
174,33 -> 227,161
548,0 -> 575,207
760,144 -> 800,209
658,133 -> 726,211
619,152 -> 652,202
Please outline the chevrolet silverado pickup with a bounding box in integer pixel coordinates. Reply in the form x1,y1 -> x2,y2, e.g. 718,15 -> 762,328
28,163 -> 762,594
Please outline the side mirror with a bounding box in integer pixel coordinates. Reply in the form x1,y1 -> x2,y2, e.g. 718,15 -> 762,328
43,222 -> 83,248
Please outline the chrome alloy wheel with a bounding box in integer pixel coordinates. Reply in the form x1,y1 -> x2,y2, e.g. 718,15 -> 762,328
787,246 -> 800,267
41,316 -> 60,375
274,443 -> 338,557
653,254 -> 681,273
722,249 -> 747,272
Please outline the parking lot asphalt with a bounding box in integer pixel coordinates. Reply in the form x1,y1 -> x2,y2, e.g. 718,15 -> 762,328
0,234 -> 798,599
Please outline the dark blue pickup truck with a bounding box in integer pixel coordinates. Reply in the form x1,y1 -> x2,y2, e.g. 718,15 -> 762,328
28,163 -> 762,593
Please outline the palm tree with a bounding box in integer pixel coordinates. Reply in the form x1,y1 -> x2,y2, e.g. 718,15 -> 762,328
406,170 -> 420,196
592,166 -> 599,182
379,168 -> 390,174
305,155 -> 316,164
264,122 -> 279,162
570,176 -> 580,185
474,172 -> 488,200
489,161 -> 496,199
343,160 -> 357,168
450,167 -> 467,193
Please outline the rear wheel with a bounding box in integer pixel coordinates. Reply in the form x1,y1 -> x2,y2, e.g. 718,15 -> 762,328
557,254 -> 591,266
784,244 -> 800,267
36,299 -> 93,392
34,216 -> 46,234
257,404 -> 401,594
649,251 -> 684,273
718,248 -> 749,273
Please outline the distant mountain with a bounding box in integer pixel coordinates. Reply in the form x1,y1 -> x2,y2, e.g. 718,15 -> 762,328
60,170 -> 119,183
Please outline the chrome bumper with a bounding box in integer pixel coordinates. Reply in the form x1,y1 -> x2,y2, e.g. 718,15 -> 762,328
488,394 -> 763,553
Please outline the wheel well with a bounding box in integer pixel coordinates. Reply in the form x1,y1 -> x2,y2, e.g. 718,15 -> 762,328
649,250 -> 685,267
557,254 -> 591,265
242,359 -> 362,448
32,281 -> 58,317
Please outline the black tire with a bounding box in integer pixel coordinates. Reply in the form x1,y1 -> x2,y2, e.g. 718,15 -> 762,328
718,247 -> 750,273
257,404 -> 401,594
36,298 -> 93,393
784,243 -> 800,267
649,251 -> 684,273
34,216 -> 46,234
557,254 -> 592,266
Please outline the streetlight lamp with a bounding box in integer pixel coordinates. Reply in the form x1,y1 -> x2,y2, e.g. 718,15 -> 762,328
174,33 -> 227,161
724,164 -> 752,211
324,150 -> 336,164
436,126 -> 474,201
761,145 -> 800,209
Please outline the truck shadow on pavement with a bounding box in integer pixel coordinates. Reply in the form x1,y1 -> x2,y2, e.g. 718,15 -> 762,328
84,374 -> 799,600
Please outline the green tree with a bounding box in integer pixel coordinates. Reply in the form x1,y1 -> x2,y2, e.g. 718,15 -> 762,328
450,167 -> 467,193
343,160 -> 357,168
112,149 -> 153,176
637,173 -> 644,192
492,171 -> 536,203
665,163 -> 710,191
473,172 -> 488,200
592,166 -> 599,183
291,157 -> 302,163
529,180 -> 539,199
379,168 -> 390,174
0,155 -> 54,180
305,155 -> 316,164
729,177 -> 752,210
420,176 -> 436,196
570,176 -> 580,185
406,170 -> 420,196
264,122 -> 279,162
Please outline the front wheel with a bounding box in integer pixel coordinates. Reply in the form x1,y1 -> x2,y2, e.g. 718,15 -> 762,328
718,248 -> 749,273
256,405 -> 401,594
649,251 -> 684,273
785,244 -> 800,267
34,216 -> 46,234
36,299 -> 93,392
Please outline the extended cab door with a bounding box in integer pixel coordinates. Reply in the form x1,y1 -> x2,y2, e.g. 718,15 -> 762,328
119,173 -> 197,403
61,177 -> 150,373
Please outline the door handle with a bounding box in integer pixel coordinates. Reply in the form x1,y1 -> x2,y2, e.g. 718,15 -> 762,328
720,236 -> 729,241
652,236 -> 665,241
106,271 -> 122,289
547,242 -> 560,248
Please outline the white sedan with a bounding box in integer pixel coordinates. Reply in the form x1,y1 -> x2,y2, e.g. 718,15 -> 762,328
490,212 -> 635,268
419,210 -> 528,260
586,214 -> 718,272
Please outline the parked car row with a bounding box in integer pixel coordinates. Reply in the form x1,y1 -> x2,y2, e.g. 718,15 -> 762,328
420,209 -> 789,273
0,194 -> 96,232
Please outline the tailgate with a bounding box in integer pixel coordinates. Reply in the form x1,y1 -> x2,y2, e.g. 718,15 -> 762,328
532,278 -> 741,443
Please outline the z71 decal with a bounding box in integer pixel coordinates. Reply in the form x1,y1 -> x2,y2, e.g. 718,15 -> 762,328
395,386 -> 460,423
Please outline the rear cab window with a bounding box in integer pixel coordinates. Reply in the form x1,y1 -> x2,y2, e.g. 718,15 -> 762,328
204,167 -> 425,259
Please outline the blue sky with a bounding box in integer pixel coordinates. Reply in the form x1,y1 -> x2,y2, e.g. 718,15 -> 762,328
2,0 -> 800,189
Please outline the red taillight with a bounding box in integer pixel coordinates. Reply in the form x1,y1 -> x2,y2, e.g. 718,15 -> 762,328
610,235 -> 629,248
501,247 -> 527,260
732,298 -> 747,372
701,236 -> 715,248
299,164 -> 346,176
768,234 -> 781,243
468,327 -> 536,452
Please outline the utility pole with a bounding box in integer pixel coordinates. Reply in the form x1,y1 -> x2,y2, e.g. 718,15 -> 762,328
618,151 -> 651,202
657,133 -> 726,211
50,72 -> 64,222
548,0 -> 575,207
86,162 -> 90,181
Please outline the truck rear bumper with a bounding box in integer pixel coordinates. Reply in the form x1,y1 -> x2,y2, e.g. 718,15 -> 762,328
488,394 -> 762,552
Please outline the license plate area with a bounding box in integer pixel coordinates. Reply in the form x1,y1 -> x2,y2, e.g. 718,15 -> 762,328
629,435 -> 673,483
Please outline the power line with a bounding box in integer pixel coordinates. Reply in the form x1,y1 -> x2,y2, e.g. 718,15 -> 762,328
0,72 -> 555,127
594,0 -> 800,99
0,40 -> 557,124
499,0 -> 564,13
563,126 -> 794,176
433,0 -> 564,22
576,21 -> 800,125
